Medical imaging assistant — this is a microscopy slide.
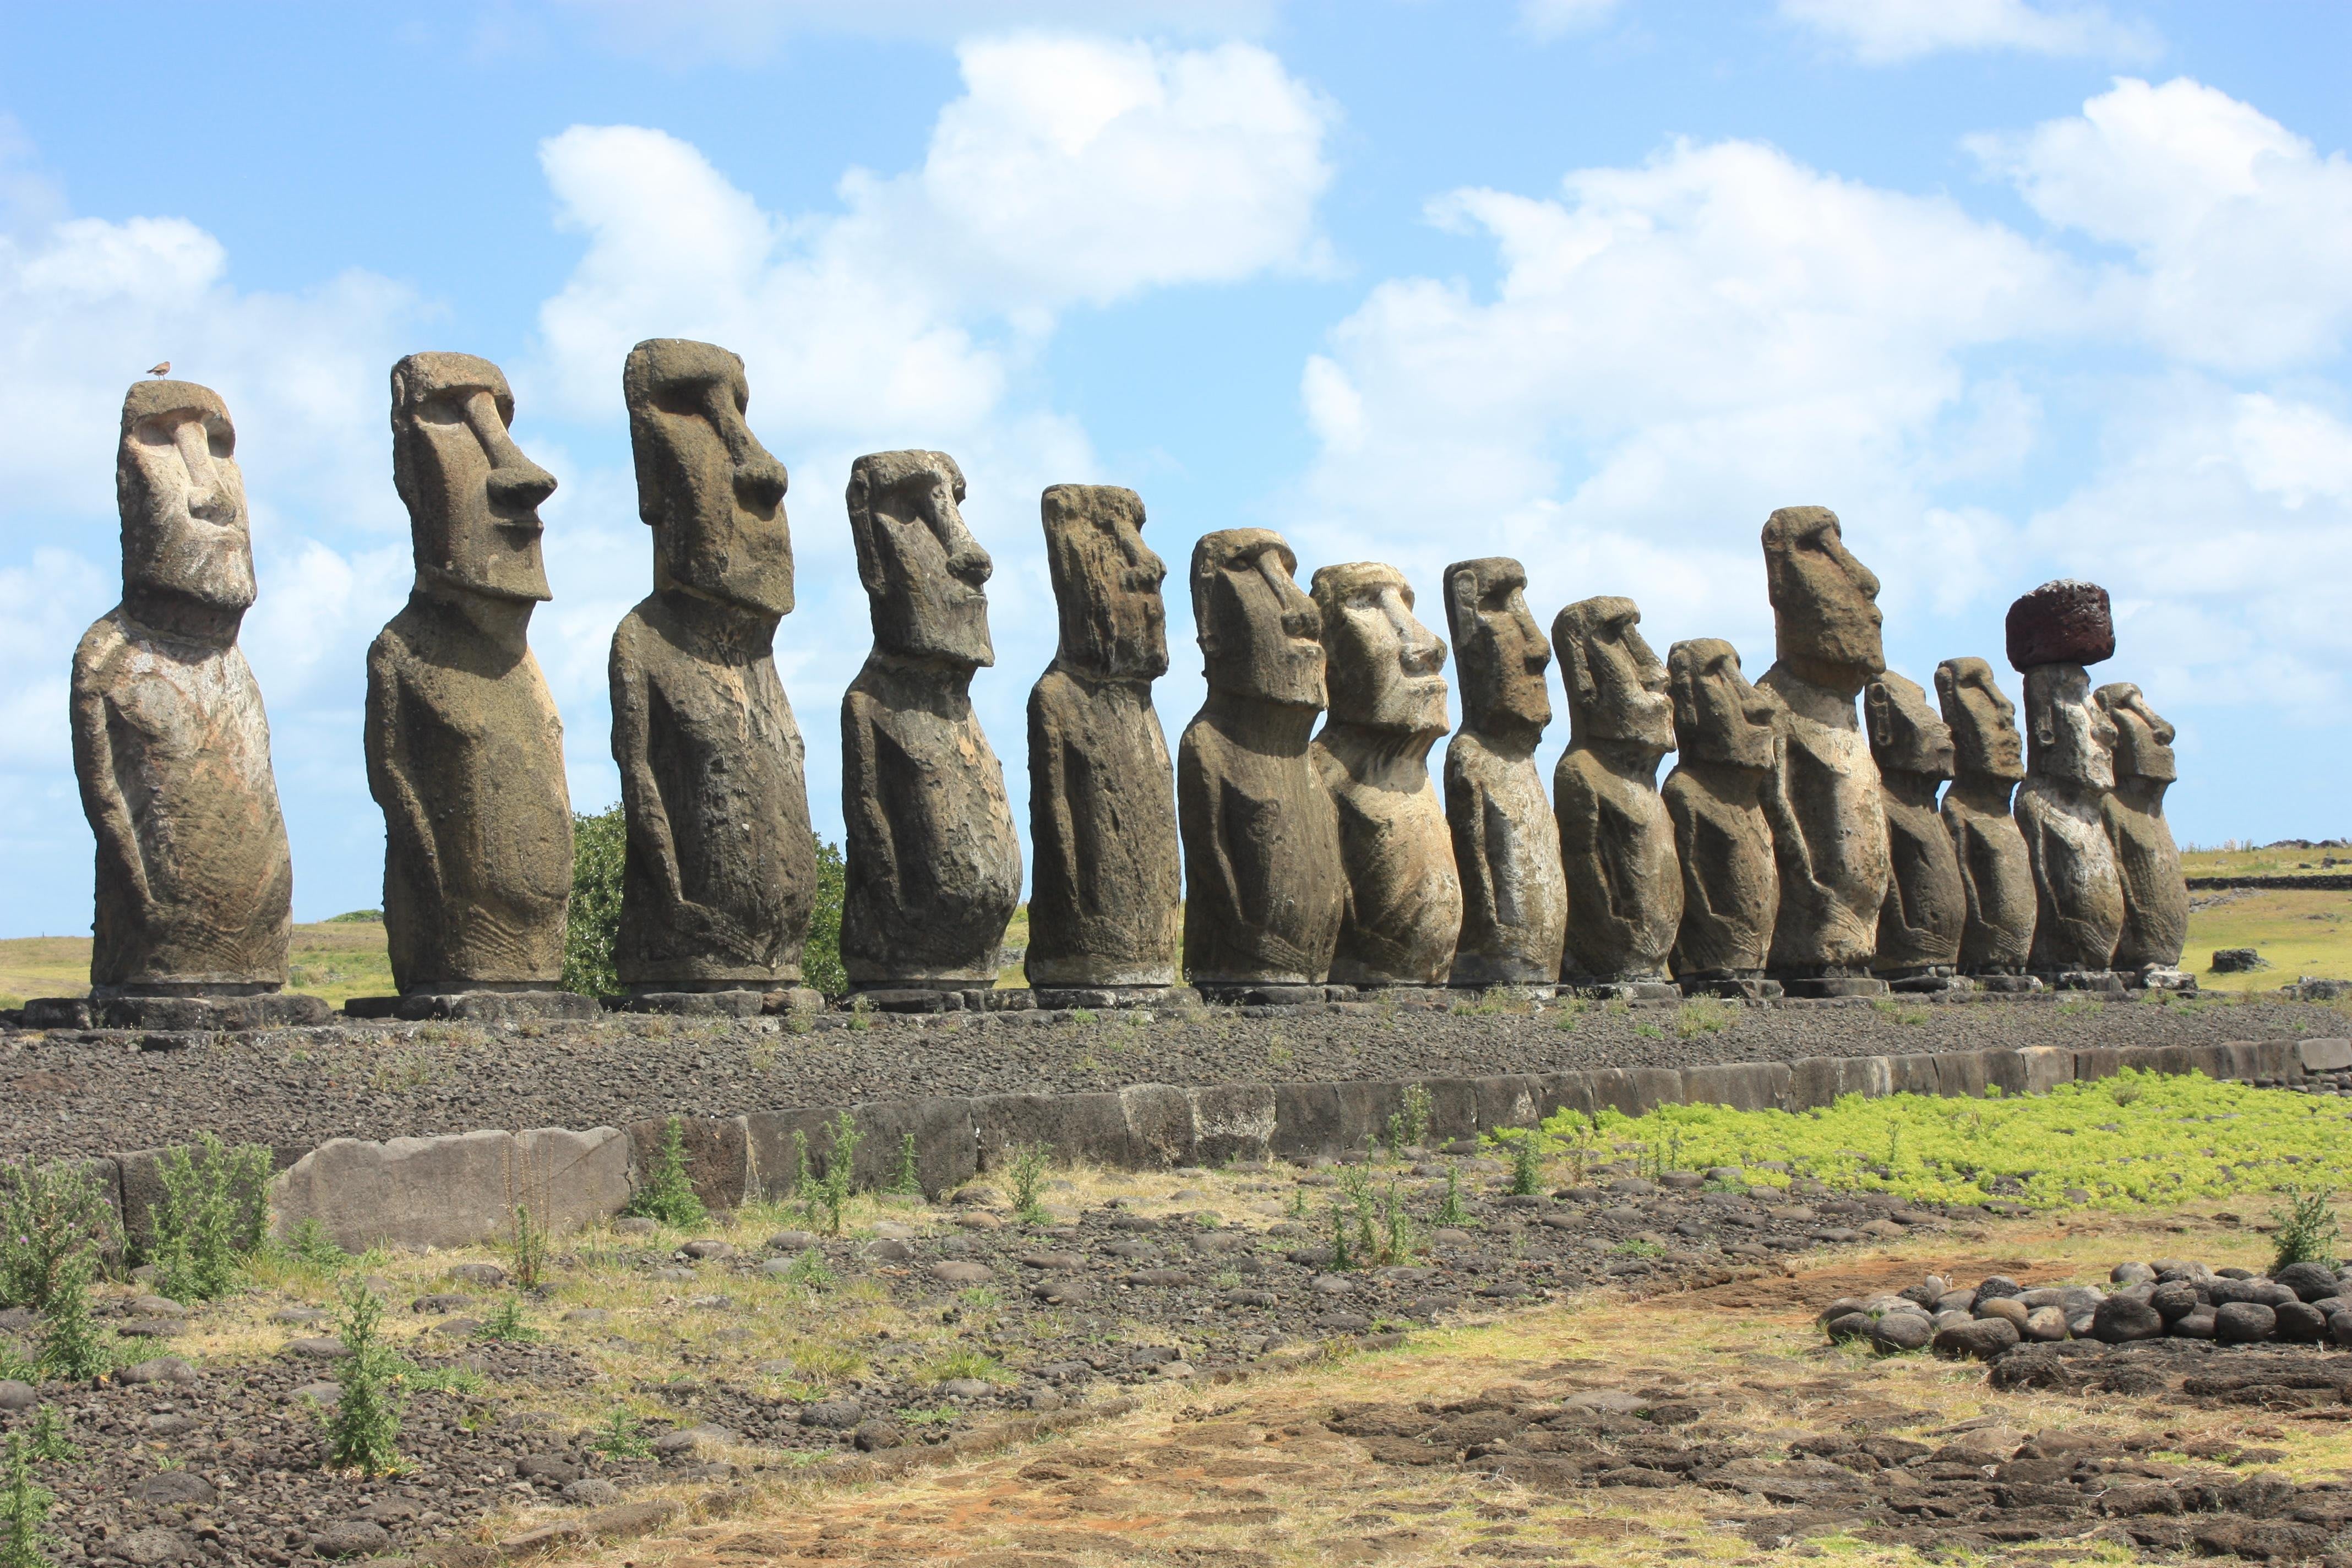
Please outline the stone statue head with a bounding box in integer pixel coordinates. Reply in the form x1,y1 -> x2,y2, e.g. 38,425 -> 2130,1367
1934,657 -> 2024,783
2022,663 -> 2116,790
116,379 -> 254,629
1865,671 -> 1956,781
1443,557 -> 1550,737
846,449 -> 993,668
1555,595 -> 1673,752
1041,484 -> 1167,680
390,352 -> 557,603
1311,563 -> 1449,736
624,338 -> 792,617
1191,529 -> 1324,709
2095,682 -> 2177,785
1667,638 -> 1776,769
1761,505 -> 1885,695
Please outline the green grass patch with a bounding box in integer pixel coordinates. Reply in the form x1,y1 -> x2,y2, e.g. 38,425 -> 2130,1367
1542,1068 -> 2352,1210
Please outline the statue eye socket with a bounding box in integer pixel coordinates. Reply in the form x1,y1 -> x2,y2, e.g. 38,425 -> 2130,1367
413,396 -> 470,427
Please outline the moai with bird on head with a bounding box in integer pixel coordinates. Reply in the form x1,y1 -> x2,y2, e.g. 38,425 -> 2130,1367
608,339 -> 819,1015
1310,562 -> 1462,989
839,450 -> 1022,1004
364,352 -> 587,1019
2097,680 -> 2192,988
1756,507 -> 1891,997
2007,579 -> 2126,989
1553,595 -> 1682,998
1660,638 -> 1782,999
1177,529 -> 1342,1002
1025,484 -> 1182,1005
1865,671 -> 1967,989
1935,656 -> 2038,989
49,377 -> 325,1030
1441,557 -> 1567,991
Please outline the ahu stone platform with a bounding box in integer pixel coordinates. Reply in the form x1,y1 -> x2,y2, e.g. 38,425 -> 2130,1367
51,1035 -> 2345,1256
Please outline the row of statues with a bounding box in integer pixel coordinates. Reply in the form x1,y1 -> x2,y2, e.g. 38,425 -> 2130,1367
66,347 -> 2190,1021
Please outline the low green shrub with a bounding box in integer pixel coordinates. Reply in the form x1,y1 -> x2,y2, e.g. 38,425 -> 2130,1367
1537,1068 -> 2352,1210
148,1134 -> 274,1302
325,1280 -> 403,1475
0,1157 -> 114,1311
624,1117 -> 708,1229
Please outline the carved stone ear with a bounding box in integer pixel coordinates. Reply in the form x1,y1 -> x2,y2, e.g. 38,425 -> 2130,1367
1864,682 -> 1893,747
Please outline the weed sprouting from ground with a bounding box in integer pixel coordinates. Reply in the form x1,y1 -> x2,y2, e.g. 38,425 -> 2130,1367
1488,1127 -> 1551,1196
475,1295 -> 541,1343
1387,1085 -> 1434,1153
624,1117 -> 708,1229
34,1253 -> 111,1383
780,1249 -> 836,1291
1,1431 -> 61,1568
325,1280 -> 403,1475
149,1133 -> 274,1302
888,1133 -> 921,1196
507,1204 -> 547,1291
812,1110 -> 863,1235
1436,1166 -> 1468,1228
0,1157 -> 115,1312
2272,1187 -> 2341,1271
589,1408 -> 651,1460
1674,997 -> 1735,1038
1007,1142 -> 1051,1224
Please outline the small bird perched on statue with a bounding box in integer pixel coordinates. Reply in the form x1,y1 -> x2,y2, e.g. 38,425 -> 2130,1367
148,361 -> 170,376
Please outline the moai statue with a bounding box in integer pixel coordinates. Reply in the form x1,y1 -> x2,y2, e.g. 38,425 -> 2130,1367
1026,484 -> 1181,1003
1934,657 -> 2038,988
608,340 -> 818,1014
366,353 -> 584,1019
1660,639 -> 1781,998
1177,529 -> 1342,1000
840,451 -> 1022,1000
1441,558 -> 1567,990
1864,671 -> 1966,989
1310,563 -> 1462,988
2007,580 -> 2125,988
1757,507 -> 1891,997
2097,681 -> 2191,988
1553,596 -> 1681,998
52,379 -> 325,1030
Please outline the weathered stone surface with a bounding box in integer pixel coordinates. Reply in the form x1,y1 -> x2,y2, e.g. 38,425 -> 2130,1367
2016,658 -> 2124,975
1026,485 -> 1180,987
271,1126 -> 630,1252
1441,558 -> 1566,987
1311,562 -> 1461,987
1757,507 -> 1890,988
1662,638 -> 1780,983
73,379 -> 293,997
1178,529 -> 1342,987
1935,657 -> 2035,975
2006,579 -> 2114,670
610,340 -> 815,989
1553,596 -> 1680,987
2097,681 -> 2188,976
1866,671 -> 1964,976
841,451 -> 1021,987
369,353 -> 571,993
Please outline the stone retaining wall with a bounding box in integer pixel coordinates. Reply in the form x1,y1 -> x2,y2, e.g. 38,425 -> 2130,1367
2187,874 -> 2352,891
84,1037 -> 2348,1254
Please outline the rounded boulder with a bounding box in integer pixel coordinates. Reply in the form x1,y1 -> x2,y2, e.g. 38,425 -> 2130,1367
1935,1317 -> 2021,1361
2214,1302 -> 2277,1344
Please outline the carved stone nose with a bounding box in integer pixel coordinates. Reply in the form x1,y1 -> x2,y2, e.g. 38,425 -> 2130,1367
489,462 -> 557,514
946,543 -> 992,586
186,487 -> 233,524
734,458 -> 787,510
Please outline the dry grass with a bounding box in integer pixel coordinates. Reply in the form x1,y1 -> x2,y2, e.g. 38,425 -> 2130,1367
508,1200 -> 2348,1568
0,918 -> 395,1009
2186,886 -> 2352,992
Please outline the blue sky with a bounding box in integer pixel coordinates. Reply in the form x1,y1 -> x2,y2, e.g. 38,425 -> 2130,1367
3,0 -> 2348,933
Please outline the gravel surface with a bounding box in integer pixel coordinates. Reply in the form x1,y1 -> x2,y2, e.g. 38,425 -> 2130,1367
3,991 -> 2339,1160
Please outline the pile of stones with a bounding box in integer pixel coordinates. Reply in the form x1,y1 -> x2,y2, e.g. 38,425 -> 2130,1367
1821,1260 -> 2352,1359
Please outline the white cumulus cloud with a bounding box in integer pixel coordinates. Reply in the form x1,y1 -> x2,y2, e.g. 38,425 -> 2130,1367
1779,0 -> 2159,64
1972,77 -> 2352,373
